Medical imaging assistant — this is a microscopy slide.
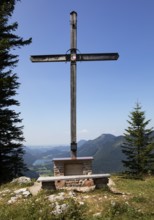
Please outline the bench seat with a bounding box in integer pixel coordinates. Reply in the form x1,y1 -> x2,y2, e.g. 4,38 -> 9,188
37,174 -> 110,190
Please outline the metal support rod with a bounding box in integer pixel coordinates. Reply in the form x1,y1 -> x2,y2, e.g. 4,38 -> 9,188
70,11 -> 77,158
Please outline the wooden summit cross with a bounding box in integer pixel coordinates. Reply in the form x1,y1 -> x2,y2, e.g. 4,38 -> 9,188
30,11 -> 119,159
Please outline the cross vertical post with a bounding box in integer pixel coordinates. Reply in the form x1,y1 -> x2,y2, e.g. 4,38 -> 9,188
70,11 -> 77,158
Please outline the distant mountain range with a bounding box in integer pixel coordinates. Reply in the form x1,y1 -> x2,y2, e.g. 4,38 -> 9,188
24,132 -> 154,177
78,134 -> 125,173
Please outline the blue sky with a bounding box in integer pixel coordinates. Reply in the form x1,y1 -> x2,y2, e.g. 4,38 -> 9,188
12,0 -> 154,145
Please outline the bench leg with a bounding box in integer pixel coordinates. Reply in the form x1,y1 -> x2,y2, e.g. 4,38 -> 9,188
93,177 -> 109,189
42,181 -> 56,190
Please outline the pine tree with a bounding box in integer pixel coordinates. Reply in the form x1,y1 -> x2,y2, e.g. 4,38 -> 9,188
121,103 -> 154,176
0,0 -> 32,183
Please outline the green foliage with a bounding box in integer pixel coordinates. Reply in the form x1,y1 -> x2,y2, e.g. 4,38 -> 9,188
106,201 -> 143,219
0,196 -> 85,220
57,198 -> 86,220
0,0 -> 32,183
131,195 -> 147,203
121,103 -> 154,176
0,197 -> 52,220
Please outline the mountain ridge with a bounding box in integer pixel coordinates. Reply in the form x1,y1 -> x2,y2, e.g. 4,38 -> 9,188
24,133 -> 125,175
24,131 -> 154,176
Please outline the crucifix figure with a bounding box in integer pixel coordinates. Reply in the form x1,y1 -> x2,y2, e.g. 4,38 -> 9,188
31,11 -> 119,159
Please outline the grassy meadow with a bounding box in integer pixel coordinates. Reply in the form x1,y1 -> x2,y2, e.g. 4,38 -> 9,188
0,175 -> 154,220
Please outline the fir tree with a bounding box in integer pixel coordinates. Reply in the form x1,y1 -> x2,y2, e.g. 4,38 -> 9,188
121,103 -> 154,176
0,0 -> 32,183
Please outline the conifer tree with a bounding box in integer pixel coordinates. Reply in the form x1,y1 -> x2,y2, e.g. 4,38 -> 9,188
121,103 -> 154,176
0,0 -> 32,183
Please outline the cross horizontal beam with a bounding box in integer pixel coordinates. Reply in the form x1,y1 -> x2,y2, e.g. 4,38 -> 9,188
30,53 -> 119,63
78,53 -> 119,61
30,54 -> 68,62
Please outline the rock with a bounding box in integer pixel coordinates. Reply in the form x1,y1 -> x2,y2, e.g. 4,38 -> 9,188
93,212 -> 102,217
23,190 -> 31,197
0,189 -> 11,197
14,188 -> 31,197
8,197 -> 18,204
79,201 -> 84,205
107,178 -> 116,187
48,192 -> 65,202
12,176 -> 31,184
82,179 -> 94,187
111,201 -> 116,207
55,180 -> 65,188
14,188 -> 28,194
52,203 -> 68,215
68,191 -> 76,198
108,178 -> 124,194
7,188 -> 31,204
83,195 -> 90,199
74,186 -> 95,193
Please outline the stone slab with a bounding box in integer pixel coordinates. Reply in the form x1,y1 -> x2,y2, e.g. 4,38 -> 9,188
53,157 -> 93,161
38,174 -> 110,182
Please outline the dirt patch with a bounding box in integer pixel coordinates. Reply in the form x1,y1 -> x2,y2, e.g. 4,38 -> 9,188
28,182 -> 41,196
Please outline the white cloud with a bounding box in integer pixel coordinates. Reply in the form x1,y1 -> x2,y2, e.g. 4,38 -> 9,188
78,129 -> 88,134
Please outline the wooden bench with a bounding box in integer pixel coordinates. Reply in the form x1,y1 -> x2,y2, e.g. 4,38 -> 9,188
37,174 -> 110,190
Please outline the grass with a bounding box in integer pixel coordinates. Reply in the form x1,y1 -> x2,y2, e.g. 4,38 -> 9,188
0,175 -> 154,219
110,175 -> 154,216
